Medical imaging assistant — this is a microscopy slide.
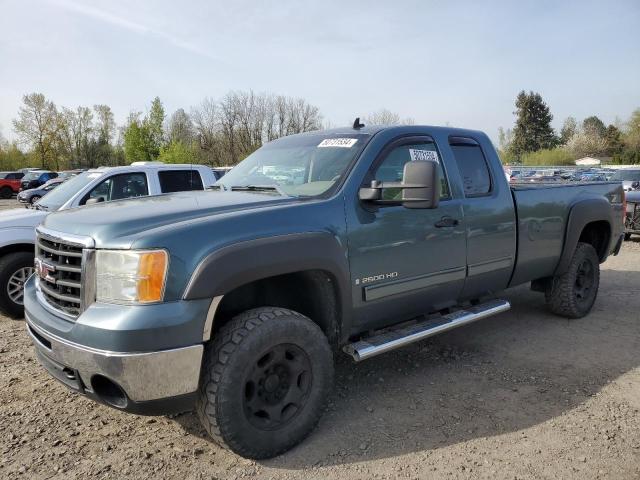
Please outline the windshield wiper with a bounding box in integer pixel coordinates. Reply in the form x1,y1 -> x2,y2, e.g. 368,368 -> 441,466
229,185 -> 287,196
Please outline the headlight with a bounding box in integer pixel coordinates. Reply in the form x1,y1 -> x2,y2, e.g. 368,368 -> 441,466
96,250 -> 168,304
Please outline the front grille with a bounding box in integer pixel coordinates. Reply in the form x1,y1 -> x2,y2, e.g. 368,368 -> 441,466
36,233 -> 85,318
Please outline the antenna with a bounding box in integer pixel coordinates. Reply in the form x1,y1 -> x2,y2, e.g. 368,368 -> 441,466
353,117 -> 365,129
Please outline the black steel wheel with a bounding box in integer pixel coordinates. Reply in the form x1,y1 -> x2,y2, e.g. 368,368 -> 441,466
545,242 -> 600,318
196,307 -> 333,459
243,343 -> 313,431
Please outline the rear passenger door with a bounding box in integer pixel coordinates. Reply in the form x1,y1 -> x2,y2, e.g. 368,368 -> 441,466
158,170 -> 204,193
448,136 -> 516,299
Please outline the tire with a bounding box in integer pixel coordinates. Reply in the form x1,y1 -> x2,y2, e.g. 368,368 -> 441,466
0,252 -> 35,319
29,195 -> 41,205
0,186 -> 12,199
196,307 -> 334,459
624,233 -> 632,241
545,242 -> 600,319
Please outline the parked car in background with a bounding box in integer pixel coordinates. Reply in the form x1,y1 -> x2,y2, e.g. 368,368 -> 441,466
17,178 -> 66,205
610,169 -> 640,191
20,170 -> 58,191
0,172 -> 26,198
0,162 -> 216,318
56,169 -> 83,180
623,181 -> 640,241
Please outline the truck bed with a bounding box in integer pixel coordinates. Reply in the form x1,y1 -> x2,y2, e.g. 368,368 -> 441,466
509,181 -> 624,287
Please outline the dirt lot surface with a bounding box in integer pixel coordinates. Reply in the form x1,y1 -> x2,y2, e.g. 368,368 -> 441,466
0,198 -> 639,479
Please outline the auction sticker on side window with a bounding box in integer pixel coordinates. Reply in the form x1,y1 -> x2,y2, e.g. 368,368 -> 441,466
318,138 -> 358,148
409,149 -> 439,163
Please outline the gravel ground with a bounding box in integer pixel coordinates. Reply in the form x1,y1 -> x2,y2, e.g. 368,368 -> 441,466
0,198 -> 639,479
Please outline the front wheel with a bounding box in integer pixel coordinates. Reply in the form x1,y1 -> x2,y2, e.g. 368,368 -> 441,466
29,195 -> 41,205
0,252 -> 35,318
545,242 -> 600,318
196,307 -> 333,459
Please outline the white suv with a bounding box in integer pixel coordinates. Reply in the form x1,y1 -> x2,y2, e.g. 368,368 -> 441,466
0,162 -> 216,317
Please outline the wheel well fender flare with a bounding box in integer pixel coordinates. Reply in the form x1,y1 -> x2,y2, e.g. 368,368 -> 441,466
555,198 -> 612,275
182,231 -> 351,318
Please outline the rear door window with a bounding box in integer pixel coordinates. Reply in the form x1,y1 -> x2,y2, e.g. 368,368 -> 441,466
158,170 -> 204,193
449,138 -> 492,197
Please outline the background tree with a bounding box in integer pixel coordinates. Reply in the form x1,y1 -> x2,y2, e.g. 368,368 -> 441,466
364,108 -> 414,126
123,113 -> 151,163
559,116 -> 577,145
12,93 -> 59,168
158,141 -> 198,164
566,131 -> 608,158
93,104 -> 116,166
604,125 -> 623,157
167,108 -> 194,145
146,97 -> 165,158
122,98 -> 167,163
582,116 -> 607,138
510,91 -> 557,157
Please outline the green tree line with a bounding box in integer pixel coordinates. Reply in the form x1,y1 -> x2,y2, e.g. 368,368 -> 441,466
498,90 -> 640,166
1,91 -> 325,171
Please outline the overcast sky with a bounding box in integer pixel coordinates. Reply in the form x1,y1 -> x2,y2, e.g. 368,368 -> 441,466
1,0 -> 639,143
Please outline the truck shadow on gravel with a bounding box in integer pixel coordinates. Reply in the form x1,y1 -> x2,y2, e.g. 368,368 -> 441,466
175,269 -> 640,468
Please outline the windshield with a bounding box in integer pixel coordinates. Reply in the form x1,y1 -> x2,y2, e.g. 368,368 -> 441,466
217,133 -> 370,197
610,170 -> 640,182
38,171 -> 103,210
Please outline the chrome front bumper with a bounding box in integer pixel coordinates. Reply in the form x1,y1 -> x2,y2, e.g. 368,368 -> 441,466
26,315 -> 203,404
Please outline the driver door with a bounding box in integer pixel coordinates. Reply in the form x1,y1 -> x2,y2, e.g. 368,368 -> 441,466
346,136 -> 466,332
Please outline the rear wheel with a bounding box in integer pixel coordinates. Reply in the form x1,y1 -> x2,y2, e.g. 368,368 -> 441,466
0,252 -> 35,318
0,186 -> 12,199
624,233 -> 632,241
196,307 -> 333,459
545,242 -> 600,318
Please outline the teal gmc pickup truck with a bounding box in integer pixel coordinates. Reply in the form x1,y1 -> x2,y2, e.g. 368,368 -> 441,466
24,123 -> 625,458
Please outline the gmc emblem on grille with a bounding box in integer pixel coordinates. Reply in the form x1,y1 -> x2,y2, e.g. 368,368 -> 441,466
34,258 -> 56,284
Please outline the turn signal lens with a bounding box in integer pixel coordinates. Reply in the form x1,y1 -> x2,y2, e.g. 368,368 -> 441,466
137,251 -> 168,303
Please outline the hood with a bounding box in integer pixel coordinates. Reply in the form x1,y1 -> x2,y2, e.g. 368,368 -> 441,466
0,207 -> 47,228
42,190 -> 299,245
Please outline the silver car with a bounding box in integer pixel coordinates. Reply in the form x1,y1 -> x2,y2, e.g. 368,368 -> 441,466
17,178 -> 65,205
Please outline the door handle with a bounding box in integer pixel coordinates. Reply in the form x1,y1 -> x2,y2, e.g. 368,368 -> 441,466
434,216 -> 459,228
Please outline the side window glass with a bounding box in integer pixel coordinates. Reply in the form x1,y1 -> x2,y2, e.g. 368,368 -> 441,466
158,170 -> 204,193
84,173 -> 148,204
450,141 -> 492,197
373,142 -> 450,201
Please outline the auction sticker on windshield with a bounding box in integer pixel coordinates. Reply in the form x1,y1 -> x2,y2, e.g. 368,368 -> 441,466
318,138 -> 358,148
409,149 -> 439,163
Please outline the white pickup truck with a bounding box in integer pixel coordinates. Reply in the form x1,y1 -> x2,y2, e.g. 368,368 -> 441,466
0,162 -> 216,317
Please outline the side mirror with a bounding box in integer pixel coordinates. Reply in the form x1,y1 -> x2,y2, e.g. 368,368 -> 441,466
401,160 -> 439,209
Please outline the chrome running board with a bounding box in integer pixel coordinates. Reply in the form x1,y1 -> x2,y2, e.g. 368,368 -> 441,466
343,299 -> 511,362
